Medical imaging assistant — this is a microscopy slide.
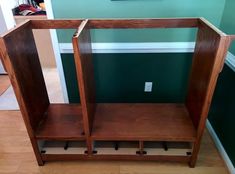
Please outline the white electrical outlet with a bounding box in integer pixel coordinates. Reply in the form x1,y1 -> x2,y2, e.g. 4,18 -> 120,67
144,82 -> 153,92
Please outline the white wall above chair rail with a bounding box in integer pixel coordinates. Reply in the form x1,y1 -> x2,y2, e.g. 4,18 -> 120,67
59,42 -> 235,73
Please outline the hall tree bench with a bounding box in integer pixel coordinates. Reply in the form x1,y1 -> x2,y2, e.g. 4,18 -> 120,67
0,18 -> 235,167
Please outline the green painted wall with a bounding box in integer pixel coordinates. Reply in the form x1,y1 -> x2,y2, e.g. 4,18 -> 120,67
219,0 -> 235,54
52,0 -> 227,102
208,0 -> 235,166
62,53 -> 192,103
51,0 -> 225,43
209,65 -> 235,166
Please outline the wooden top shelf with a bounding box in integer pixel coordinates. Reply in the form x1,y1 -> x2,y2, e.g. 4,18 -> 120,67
36,104 -> 85,140
91,103 -> 196,142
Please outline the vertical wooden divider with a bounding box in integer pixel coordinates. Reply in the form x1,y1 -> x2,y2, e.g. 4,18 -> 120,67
72,19 -> 96,154
186,19 -> 231,167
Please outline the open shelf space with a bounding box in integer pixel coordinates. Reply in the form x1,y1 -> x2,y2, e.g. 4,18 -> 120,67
93,141 -> 139,155
36,104 -> 85,140
39,140 -> 87,154
144,141 -> 192,156
91,103 -> 196,142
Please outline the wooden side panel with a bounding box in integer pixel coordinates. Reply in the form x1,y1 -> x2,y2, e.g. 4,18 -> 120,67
0,22 -> 49,131
72,20 -> 96,137
186,23 -> 229,129
186,21 -> 230,167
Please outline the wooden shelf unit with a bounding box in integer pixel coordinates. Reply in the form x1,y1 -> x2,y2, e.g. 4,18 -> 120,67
1,18 -> 235,167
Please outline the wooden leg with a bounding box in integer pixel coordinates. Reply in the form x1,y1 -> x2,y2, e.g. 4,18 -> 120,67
30,138 -> 44,166
189,118 -> 207,168
189,141 -> 201,168
38,160 -> 45,166
189,158 -> 196,168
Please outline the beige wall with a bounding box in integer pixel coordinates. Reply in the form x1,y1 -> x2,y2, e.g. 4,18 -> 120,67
0,5 -> 8,74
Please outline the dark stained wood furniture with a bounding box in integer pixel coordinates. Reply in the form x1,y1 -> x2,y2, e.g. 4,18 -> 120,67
0,18 -> 234,167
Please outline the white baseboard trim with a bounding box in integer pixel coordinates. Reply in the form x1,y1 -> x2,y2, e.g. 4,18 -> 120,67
225,52 -> 235,73
206,120 -> 235,174
59,42 -> 196,54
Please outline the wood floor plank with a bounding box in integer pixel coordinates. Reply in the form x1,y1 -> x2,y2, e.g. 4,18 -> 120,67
0,75 -> 10,95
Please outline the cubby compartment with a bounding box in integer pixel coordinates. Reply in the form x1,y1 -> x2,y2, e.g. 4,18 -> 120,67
35,104 -> 85,140
38,140 -> 87,155
93,141 -> 139,155
143,141 -> 192,156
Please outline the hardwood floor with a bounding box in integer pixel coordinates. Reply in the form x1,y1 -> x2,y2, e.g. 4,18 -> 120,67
0,70 -> 229,174
0,75 -> 10,96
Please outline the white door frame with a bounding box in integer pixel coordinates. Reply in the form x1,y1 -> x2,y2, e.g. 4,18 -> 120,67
0,1 -> 16,74
42,0 -> 69,103
0,0 -> 69,102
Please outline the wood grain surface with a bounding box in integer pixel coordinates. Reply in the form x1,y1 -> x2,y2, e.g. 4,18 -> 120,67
87,18 -> 199,28
36,104 -> 85,140
92,103 -> 196,142
30,19 -> 82,29
72,20 -> 96,154
0,22 -> 49,131
186,19 -> 231,167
